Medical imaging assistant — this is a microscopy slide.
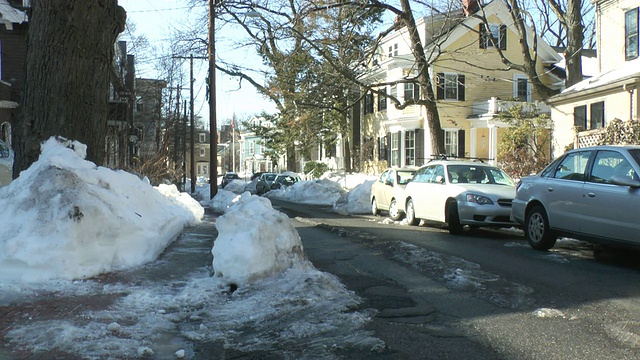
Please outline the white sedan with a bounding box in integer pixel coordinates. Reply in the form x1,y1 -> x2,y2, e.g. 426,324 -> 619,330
404,160 -> 517,234
370,167 -> 417,220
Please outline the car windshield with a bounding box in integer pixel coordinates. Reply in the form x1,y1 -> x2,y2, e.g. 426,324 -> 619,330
447,165 -> 514,186
264,174 -> 277,181
397,170 -> 416,185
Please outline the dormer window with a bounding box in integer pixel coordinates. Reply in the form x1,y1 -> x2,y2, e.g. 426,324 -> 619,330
625,8 -> 638,61
479,24 -> 506,50
388,43 -> 398,58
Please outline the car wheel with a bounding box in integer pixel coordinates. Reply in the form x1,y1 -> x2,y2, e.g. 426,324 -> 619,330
525,205 -> 557,250
406,199 -> 420,226
447,201 -> 463,235
371,198 -> 380,216
389,199 -> 404,221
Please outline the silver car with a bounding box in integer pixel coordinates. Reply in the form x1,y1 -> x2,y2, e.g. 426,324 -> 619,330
370,167 -> 417,220
512,145 -> 640,250
404,160 -> 517,234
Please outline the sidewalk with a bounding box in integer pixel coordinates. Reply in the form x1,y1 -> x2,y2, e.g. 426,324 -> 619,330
0,210 -> 219,359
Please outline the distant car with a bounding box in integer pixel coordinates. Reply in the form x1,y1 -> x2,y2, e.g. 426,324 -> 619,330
404,159 -> 517,234
0,140 -> 13,188
370,167 -> 417,220
270,173 -> 300,190
251,172 -> 265,181
512,145 -> 640,251
256,172 -> 278,195
221,172 -> 240,188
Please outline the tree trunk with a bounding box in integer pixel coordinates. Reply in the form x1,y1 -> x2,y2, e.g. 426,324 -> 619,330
564,0 -> 584,87
13,0 -> 125,177
398,0 -> 445,155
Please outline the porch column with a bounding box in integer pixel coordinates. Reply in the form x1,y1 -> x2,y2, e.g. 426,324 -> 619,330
470,127 -> 477,158
488,124 -> 498,166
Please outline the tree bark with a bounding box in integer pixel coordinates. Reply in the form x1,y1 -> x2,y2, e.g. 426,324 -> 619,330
13,0 -> 125,177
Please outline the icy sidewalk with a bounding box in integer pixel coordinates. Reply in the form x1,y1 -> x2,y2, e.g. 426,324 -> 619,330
0,209 -> 382,359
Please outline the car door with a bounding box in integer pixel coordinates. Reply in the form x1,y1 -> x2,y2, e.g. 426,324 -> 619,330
406,165 -> 434,218
374,170 -> 391,210
423,164 -> 448,222
580,150 -> 640,243
542,150 -> 591,233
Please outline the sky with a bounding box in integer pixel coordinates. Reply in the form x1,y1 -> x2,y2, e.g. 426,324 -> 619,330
118,0 -> 276,129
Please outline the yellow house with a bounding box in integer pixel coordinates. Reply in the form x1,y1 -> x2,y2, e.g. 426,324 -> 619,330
358,0 -> 562,172
547,0 -> 640,157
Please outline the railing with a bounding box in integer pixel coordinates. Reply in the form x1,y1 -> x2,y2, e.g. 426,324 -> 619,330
472,97 -> 551,116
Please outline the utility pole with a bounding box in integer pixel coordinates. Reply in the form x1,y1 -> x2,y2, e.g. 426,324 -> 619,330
190,54 -> 196,194
209,0 -> 218,199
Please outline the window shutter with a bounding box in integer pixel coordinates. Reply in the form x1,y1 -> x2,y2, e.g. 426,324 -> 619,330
397,131 -> 402,166
436,73 -> 444,100
386,132 -> 392,162
457,75 -> 465,101
458,130 -> 466,157
499,25 -> 507,50
479,25 -> 487,49
414,83 -> 420,100
415,128 -> 424,166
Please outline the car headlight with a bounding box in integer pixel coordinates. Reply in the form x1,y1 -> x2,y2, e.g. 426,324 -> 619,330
466,194 -> 494,205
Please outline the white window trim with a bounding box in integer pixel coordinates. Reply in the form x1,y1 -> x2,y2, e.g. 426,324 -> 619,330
443,129 -> 459,157
443,73 -> 459,101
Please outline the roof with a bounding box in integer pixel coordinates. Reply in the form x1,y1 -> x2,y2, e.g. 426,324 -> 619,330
0,0 -> 27,29
547,58 -> 640,103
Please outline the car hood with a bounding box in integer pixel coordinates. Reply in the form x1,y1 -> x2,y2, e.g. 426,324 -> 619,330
454,183 -> 516,199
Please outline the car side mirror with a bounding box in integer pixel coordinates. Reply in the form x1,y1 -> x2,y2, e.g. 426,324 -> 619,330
436,175 -> 445,184
385,179 -> 394,186
611,175 -> 640,188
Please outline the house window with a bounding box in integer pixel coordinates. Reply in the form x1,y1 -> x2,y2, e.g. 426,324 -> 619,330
626,8 -> 639,61
199,133 -> 206,143
404,82 -> 420,101
405,130 -> 415,166
515,77 -> 529,102
378,87 -> 387,111
390,132 -> 400,167
480,24 -> 507,50
136,99 -> 144,112
249,140 -> 255,155
590,101 -> 605,129
444,130 -> 459,156
364,92 -> 374,114
388,43 -> 398,58
378,136 -> 388,161
573,105 -> 587,129
199,147 -> 205,157
436,73 -> 466,101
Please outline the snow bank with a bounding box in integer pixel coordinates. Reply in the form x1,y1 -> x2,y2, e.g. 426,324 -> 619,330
212,194 -> 310,286
334,180 -> 374,215
0,137 -> 203,282
266,178 -> 346,205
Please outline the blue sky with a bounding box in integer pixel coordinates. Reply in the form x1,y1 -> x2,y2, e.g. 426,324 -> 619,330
118,0 -> 276,129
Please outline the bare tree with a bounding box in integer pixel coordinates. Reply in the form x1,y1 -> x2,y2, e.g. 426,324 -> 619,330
13,0 -> 126,176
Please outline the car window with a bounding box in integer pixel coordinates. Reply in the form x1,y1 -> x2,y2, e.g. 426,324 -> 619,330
397,170 -> 416,185
540,157 -> 562,178
552,151 -> 591,181
385,171 -> 395,184
265,174 -> 277,181
428,165 -> 445,184
378,170 -> 389,183
413,166 -> 434,183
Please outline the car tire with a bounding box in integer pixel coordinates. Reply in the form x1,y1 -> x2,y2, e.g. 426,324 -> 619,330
447,201 -> 463,235
371,198 -> 380,216
525,205 -> 556,250
389,199 -> 404,221
406,199 -> 420,226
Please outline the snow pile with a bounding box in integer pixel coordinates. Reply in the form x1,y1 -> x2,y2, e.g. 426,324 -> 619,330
0,137 -> 203,282
266,178 -> 346,205
207,188 -> 243,213
334,180 -> 374,215
223,179 -> 249,193
212,194 -> 310,285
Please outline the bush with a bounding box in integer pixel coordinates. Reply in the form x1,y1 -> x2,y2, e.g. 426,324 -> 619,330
304,161 -> 329,179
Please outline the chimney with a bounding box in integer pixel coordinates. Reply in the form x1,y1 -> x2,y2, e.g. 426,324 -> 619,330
463,0 -> 479,16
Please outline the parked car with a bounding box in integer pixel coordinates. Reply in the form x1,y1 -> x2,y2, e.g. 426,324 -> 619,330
403,159 -> 517,234
371,167 -> 417,220
250,172 -> 265,181
221,172 -> 241,188
256,172 -> 278,195
270,173 -> 300,190
512,145 -> 640,251
0,140 -> 13,188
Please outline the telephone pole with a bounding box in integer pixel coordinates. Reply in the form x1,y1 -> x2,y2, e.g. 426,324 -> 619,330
209,0 -> 218,199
